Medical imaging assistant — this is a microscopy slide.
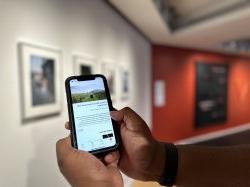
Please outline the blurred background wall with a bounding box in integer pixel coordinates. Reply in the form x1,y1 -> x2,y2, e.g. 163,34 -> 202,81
0,0 -> 151,186
152,46 -> 250,142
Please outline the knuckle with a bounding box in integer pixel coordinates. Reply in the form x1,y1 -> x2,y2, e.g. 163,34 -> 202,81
123,107 -> 131,113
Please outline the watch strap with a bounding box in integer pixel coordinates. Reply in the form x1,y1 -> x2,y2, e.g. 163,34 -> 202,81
159,143 -> 178,186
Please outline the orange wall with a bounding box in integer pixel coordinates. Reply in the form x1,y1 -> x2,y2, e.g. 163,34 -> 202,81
152,45 -> 250,142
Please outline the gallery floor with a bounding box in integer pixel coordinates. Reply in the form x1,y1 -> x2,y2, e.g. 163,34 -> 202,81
132,128 -> 250,187
193,130 -> 250,146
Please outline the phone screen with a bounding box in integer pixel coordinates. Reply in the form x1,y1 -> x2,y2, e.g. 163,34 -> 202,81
69,77 -> 116,152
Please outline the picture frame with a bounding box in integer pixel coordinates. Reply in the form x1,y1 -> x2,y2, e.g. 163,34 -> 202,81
120,65 -> 130,100
18,42 -> 62,121
74,55 -> 97,76
101,61 -> 118,102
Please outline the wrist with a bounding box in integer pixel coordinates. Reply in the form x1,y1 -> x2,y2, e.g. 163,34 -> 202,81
146,141 -> 166,182
158,143 -> 179,186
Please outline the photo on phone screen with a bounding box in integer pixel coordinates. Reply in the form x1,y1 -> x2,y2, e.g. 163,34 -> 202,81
67,76 -> 118,153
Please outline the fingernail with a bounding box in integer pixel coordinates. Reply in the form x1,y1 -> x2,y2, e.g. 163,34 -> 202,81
105,154 -> 113,161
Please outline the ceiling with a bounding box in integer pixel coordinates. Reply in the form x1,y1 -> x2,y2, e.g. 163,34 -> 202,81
108,0 -> 250,54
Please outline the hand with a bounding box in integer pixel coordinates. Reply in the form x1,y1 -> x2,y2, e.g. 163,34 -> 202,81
110,107 -> 166,182
56,136 -> 123,187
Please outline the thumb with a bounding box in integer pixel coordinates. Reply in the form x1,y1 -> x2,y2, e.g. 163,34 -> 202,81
56,136 -> 73,166
110,107 -> 135,123
110,107 -> 147,132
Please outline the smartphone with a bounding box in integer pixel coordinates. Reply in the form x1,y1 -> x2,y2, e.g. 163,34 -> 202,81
65,74 -> 119,156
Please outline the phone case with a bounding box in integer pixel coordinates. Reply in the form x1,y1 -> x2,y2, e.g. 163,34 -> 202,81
65,74 -> 120,157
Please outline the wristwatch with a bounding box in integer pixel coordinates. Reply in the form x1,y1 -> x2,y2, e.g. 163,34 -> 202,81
159,143 -> 178,186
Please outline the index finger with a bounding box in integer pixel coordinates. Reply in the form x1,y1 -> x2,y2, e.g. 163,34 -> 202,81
56,136 -> 73,162
65,122 -> 70,130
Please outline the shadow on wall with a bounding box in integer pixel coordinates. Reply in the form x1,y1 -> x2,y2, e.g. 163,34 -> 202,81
26,126 -> 67,187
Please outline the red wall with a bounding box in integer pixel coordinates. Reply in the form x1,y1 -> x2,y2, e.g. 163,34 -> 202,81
152,45 -> 250,142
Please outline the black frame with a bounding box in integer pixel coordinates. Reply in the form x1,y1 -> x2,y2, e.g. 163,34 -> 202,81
65,74 -> 120,156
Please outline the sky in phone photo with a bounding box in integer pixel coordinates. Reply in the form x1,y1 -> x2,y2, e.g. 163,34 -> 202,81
70,78 -> 105,94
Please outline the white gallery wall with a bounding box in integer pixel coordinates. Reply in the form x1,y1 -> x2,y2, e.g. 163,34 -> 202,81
0,0 -> 151,186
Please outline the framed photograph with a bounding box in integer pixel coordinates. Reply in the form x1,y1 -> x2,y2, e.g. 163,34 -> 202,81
101,62 -> 117,102
120,66 -> 130,100
19,42 -> 62,121
74,55 -> 96,76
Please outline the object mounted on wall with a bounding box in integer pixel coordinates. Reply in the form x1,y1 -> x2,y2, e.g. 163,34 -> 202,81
74,55 -> 97,76
18,42 -> 62,122
119,65 -> 130,101
101,61 -> 118,102
195,62 -> 228,128
154,80 -> 166,107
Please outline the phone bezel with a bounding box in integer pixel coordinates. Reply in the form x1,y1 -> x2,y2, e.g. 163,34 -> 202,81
65,74 -> 120,156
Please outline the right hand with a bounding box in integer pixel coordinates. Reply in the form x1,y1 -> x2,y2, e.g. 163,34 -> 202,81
110,107 -> 166,182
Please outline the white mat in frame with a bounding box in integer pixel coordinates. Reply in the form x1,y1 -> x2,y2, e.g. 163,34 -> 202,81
119,64 -> 130,101
18,42 -> 62,121
73,54 -> 98,76
101,60 -> 119,102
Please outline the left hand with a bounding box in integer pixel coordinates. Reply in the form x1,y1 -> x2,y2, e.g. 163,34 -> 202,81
56,135 -> 123,187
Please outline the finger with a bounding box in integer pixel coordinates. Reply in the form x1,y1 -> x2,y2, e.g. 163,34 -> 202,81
65,122 -> 70,130
104,151 -> 120,164
110,107 -> 139,122
111,107 -> 146,131
56,136 -> 72,163
110,110 -> 123,122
